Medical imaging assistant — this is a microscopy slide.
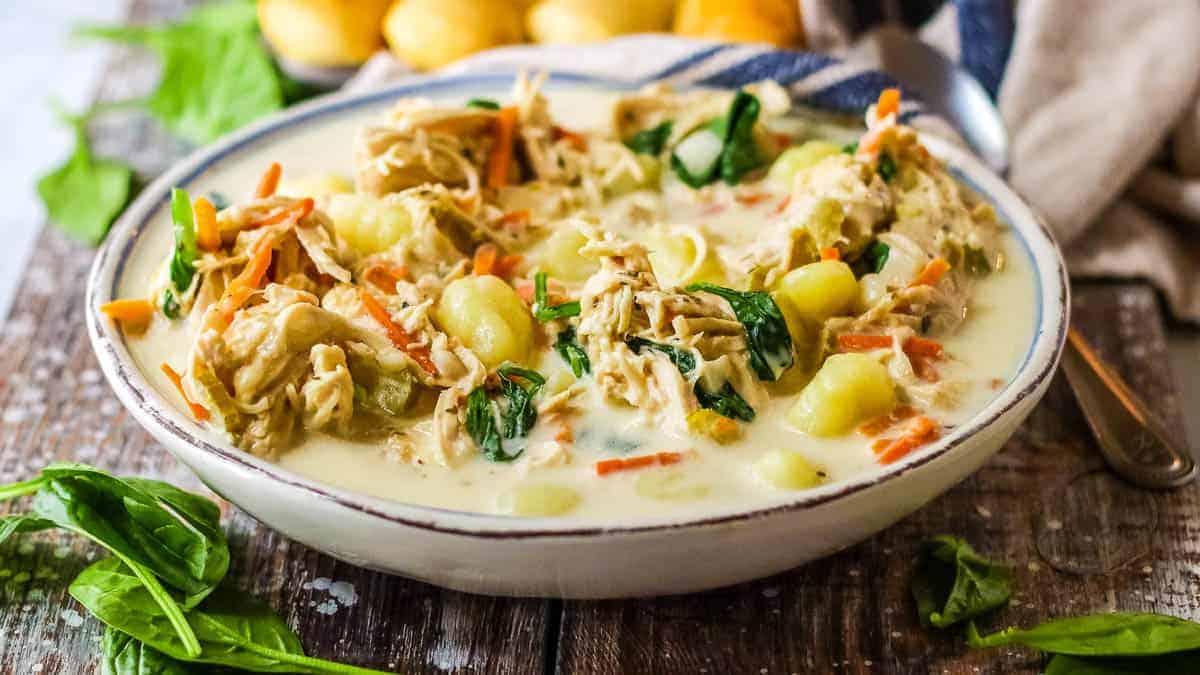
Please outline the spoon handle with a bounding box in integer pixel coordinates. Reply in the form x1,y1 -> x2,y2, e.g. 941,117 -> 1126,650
1061,327 -> 1197,489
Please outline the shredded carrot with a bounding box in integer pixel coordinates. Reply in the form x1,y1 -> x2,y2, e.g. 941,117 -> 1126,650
595,451 -> 683,476
250,197 -> 314,229
486,106 -> 519,189
161,363 -> 210,422
194,196 -> 221,252
515,279 -> 535,304
100,298 -> 156,324
876,88 -> 901,121
552,125 -> 588,152
858,405 -> 919,437
515,276 -> 561,304
871,438 -> 894,454
255,162 -> 282,199
910,355 -> 940,383
838,334 -> 946,368
700,202 -> 727,216
555,422 -> 574,444
774,195 -> 792,214
473,243 -> 500,276
877,416 -> 939,464
838,334 -> 895,352
358,288 -> 438,375
497,209 -> 531,231
735,192 -> 770,206
904,337 -> 944,359
495,254 -> 523,278
820,247 -> 841,261
363,263 -> 409,293
910,257 -> 951,288
218,238 -> 274,323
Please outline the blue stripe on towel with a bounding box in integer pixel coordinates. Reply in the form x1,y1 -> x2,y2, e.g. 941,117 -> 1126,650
644,44 -> 733,81
694,50 -> 837,88
796,71 -> 904,114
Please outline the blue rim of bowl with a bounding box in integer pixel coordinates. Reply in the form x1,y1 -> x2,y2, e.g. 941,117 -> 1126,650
86,71 -> 1069,539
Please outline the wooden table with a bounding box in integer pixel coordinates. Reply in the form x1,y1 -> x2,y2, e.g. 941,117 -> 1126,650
3,3 -> 1198,673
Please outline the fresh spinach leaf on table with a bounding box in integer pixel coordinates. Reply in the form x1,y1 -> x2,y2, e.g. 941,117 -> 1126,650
103,626 -> 202,675
36,107 -> 133,245
76,1 -> 284,144
967,613 -> 1200,657
685,282 -> 793,381
74,558 -> 390,674
0,464 -> 233,657
911,535 -> 1012,628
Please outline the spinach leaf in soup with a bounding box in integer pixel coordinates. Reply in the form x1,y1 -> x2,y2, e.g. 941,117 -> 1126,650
625,121 -> 673,156
685,283 -> 793,382
967,613 -> 1200,657
625,336 -> 756,422
496,365 -> 546,440
911,535 -> 1011,628
168,188 -> 199,296
532,272 -> 581,322
716,91 -> 764,184
625,336 -> 696,374
670,91 -> 764,187
554,327 -> 590,378
877,150 -> 898,182
466,366 -> 547,462
694,381 -> 755,422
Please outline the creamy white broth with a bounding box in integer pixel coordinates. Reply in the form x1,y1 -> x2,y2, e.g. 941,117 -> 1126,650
120,84 -> 1037,522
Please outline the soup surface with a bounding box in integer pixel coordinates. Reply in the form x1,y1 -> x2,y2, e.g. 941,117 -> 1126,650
116,78 -> 1036,522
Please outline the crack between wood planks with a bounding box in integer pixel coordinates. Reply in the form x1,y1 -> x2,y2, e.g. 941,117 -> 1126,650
543,598 -> 563,675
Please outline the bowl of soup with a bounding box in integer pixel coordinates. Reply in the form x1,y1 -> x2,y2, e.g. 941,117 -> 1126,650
87,71 -> 1067,597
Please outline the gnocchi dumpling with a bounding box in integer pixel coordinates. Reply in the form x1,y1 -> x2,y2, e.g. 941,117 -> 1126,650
434,276 -> 534,368
634,469 -> 712,502
774,260 -> 859,321
534,226 -> 599,282
498,482 -> 581,516
767,140 -> 842,188
753,449 -> 824,490
788,353 -> 896,436
325,193 -> 412,255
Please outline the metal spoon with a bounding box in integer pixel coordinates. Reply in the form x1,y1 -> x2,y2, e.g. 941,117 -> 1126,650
857,26 -> 1196,489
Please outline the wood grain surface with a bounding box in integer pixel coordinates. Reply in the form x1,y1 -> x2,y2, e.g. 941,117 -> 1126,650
1,2 -> 1197,673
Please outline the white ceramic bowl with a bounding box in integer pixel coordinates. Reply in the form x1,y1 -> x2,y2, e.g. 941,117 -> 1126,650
87,72 -> 1068,598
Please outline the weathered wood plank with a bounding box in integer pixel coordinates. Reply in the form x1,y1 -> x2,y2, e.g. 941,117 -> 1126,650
0,1 -> 549,672
556,283 -> 1200,675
